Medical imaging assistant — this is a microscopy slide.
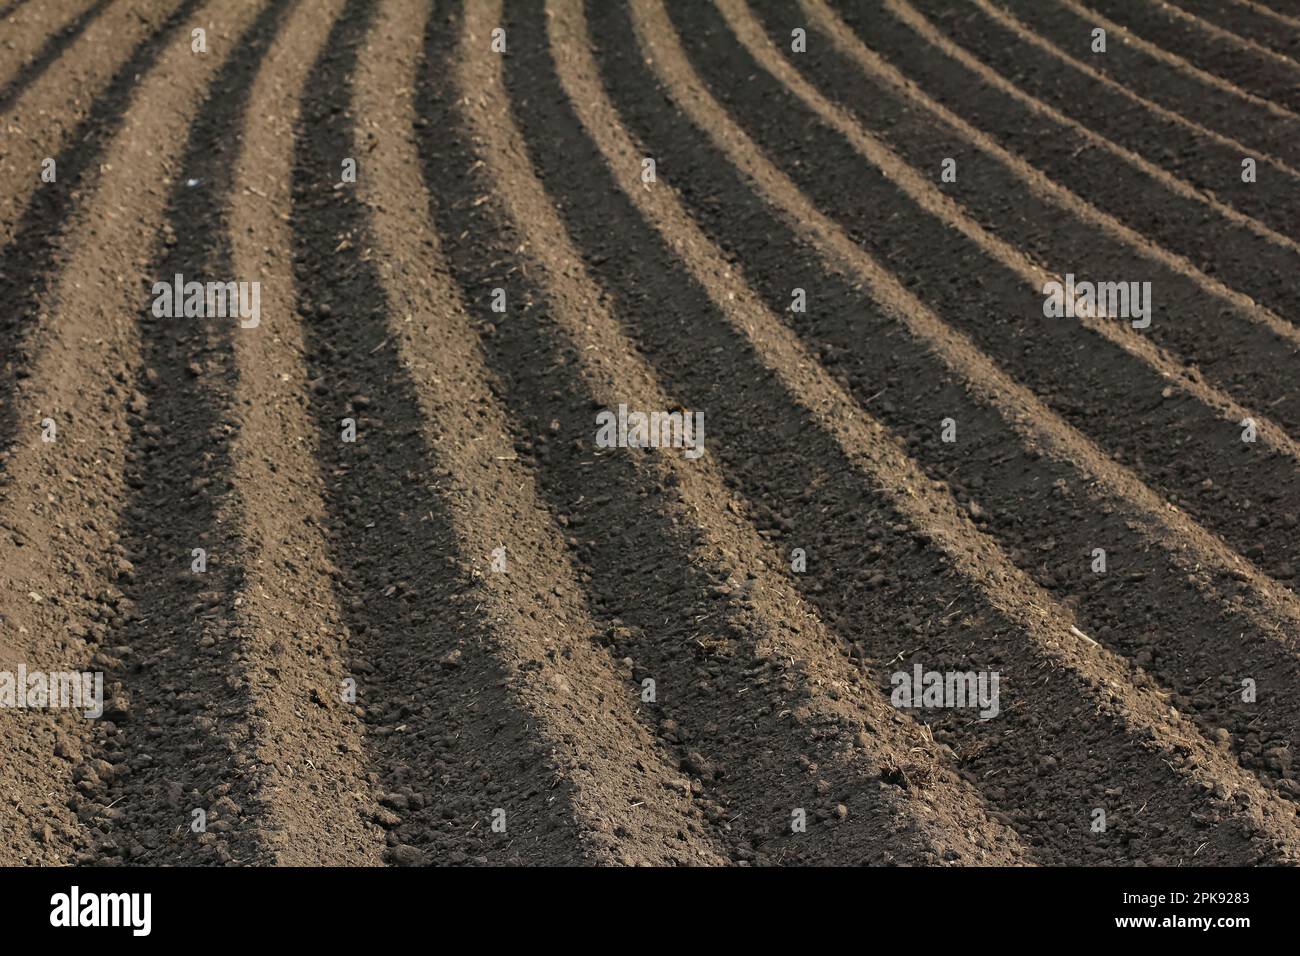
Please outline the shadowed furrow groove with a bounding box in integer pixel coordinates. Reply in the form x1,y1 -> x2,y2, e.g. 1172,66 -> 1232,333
1164,0 -> 1300,62
847,0 -> 1300,308
1,0 -> 1296,870
0,0 -> 198,463
1055,0 -> 1300,119
904,0 -> 1300,241
748,0 -> 1300,426
292,0 -> 596,867
430,0 -> 1027,866
287,0 -> 717,866
495,0 -> 1300,864
790,0 -> 1300,390
0,0 -> 275,865
1083,0 -> 1300,108
0,0 -> 106,106
0,0 -> 193,246
221,0 -> 381,865
1220,0 -> 1300,35
663,0 -> 1300,598
982,0 -> 1300,174
1011,0 -> 1300,162
360,0 -> 728,866
0,1 -> 33,18
624,0 -> 1300,803
78,0 -> 297,866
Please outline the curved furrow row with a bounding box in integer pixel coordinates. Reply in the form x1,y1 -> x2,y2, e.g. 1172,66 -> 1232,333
640,0 -> 1300,817
77,0 -> 301,865
519,0 -> 1298,863
0,0 -> 104,105
995,0 -> 1300,168
914,0 -> 1300,241
0,1 -> 32,20
800,0 -> 1300,390
0,0 -> 195,457
748,0 -> 1300,582
285,0 -> 612,867
622,0 -> 1300,801
0,0 -> 1293,871
1171,0 -> 1300,59
846,0 -> 1300,317
1138,0 -> 1300,70
222,0 -> 383,866
0,0 -> 190,247
548,0 -> 1300,868
744,0 -> 1300,428
0,1 -> 195,859
1225,0 -> 1300,32
967,0 -> 1293,255
667,0 -> 1300,598
280,0 -> 726,866
1060,0 -> 1294,114
359,0 -> 734,866
0,0 -> 275,866
435,0 -> 1025,865
978,0 -> 1300,180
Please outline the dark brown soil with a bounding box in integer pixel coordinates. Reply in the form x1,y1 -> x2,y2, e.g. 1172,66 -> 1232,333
0,0 -> 1297,865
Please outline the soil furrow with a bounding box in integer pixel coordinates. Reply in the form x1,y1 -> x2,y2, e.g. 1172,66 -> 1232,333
749,0 -> 1300,429
752,0 -> 1300,583
1226,0 -> 1300,32
221,0 -> 382,866
79,0 -> 296,866
1128,0 -> 1300,72
1083,0 -> 1300,108
427,0 -> 1028,866
1167,0 -> 1300,60
0,0 -> 273,865
283,0 -> 717,866
291,0 -> 603,868
0,0 -> 104,104
742,0 -> 1300,795
903,0 -> 1300,244
0,0 -> 195,457
536,0 -> 1300,864
800,0 -> 1300,392
430,0 -> 1022,866
1024,0 -> 1300,158
601,0 -> 1300,804
0,0 -> 190,247
360,0 -> 729,866
979,0 -> 1300,177
852,0 -> 1300,313
664,0 -> 1300,594
0,0 -> 1295,872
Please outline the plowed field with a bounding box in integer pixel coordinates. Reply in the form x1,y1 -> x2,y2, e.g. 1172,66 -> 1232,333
1,0 -> 1298,866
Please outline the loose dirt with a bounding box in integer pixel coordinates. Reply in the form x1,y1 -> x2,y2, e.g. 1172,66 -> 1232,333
1,0 -> 1297,865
